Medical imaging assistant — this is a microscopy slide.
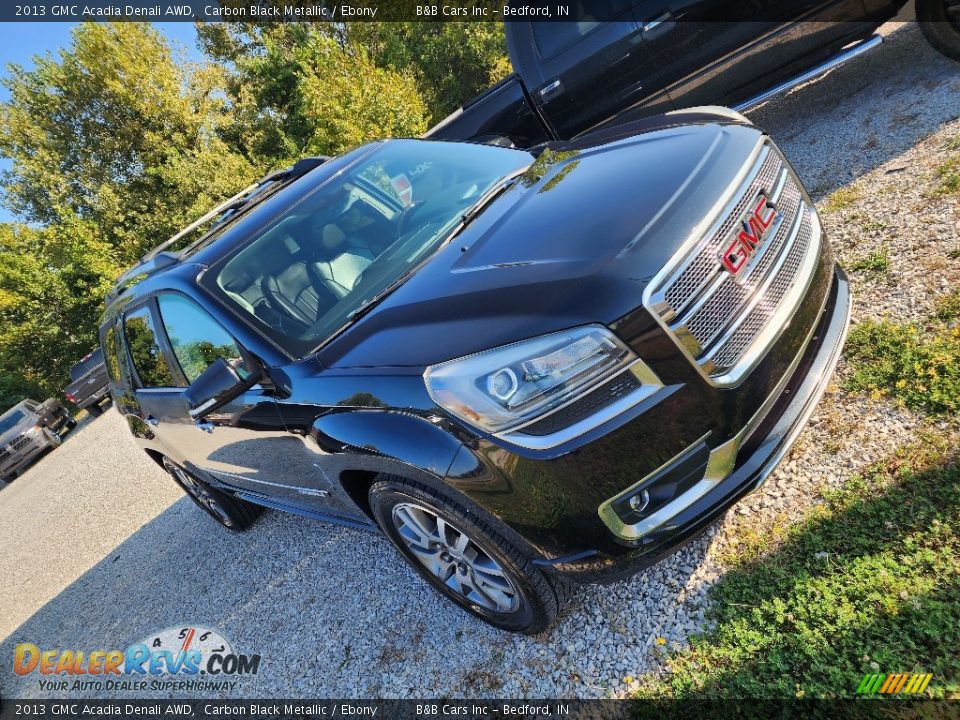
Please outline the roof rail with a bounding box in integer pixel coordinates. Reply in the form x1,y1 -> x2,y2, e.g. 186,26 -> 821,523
140,156 -> 330,263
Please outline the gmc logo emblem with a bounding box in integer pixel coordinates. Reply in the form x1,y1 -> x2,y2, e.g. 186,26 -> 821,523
720,194 -> 778,276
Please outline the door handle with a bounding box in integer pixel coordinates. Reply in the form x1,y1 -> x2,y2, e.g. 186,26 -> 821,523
641,13 -> 674,34
538,79 -> 563,102
145,416 -> 160,427
194,421 -> 214,433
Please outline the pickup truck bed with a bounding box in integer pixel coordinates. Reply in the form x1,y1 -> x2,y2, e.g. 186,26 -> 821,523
65,349 -> 111,416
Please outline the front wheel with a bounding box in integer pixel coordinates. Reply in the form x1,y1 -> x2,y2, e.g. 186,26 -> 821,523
369,476 -> 571,634
918,0 -> 960,60
162,457 -> 263,531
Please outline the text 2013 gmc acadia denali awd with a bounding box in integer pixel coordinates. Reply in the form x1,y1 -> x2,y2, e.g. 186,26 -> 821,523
100,109 -> 850,633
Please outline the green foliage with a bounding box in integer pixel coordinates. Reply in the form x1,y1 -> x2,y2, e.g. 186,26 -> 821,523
822,186 -> 860,213
935,155 -> 960,196
844,319 -> 960,415
848,245 -> 890,274
636,436 -> 960,699
0,373 -> 44,410
0,220 -> 121,399
935,289 -> 960,322
196,23 -> 429,163
348,22 -> 510,122
0,22 -> 257,261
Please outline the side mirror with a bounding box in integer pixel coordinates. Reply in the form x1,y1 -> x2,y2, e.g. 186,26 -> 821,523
184,358 -> 263,420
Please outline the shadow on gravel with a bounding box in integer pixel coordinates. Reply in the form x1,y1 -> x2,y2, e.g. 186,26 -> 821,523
746,20 -> 960,199
644,442 -> 960,698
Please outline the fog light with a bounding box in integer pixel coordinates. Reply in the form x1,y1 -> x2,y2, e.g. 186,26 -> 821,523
628,490 -> 650,513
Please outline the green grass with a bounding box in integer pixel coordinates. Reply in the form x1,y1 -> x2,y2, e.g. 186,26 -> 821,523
636,436 -> 960,699
848,246 -> 890,275
935,156 -> 960,196
822,186 -> 861,213
844,319 -> 960,415
935,290 -> 960,322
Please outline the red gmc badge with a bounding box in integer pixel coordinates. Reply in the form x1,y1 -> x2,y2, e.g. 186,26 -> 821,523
720,193 -> 778,277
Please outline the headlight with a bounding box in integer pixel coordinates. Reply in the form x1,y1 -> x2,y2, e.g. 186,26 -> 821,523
424,326 -> 637,433
23,426 -> 41,437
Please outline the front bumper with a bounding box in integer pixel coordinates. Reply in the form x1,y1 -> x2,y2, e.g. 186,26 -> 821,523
0,434 -> 54,479
444,264 -> 850,583
549,265 -> 851,583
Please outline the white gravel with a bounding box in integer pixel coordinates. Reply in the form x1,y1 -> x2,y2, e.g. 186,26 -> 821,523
1,19 -> 959,700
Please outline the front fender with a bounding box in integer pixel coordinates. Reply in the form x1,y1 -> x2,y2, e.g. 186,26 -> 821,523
310,409 -> 464,486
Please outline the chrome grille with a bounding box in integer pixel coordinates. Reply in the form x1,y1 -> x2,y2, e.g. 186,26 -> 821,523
10,435 -> 31,451
645,141 -> 822,386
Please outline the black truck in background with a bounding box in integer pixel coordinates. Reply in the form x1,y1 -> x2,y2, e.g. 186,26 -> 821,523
65,348 -> 111,417
426,0 -> 957,147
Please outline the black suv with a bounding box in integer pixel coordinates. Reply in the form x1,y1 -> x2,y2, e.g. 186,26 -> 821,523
101,115 -> 850,633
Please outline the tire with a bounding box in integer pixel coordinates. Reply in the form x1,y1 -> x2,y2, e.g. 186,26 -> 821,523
368,475 -> 572,634
918,0 -> 960,60
86,403 -> 103,418
161,457 -> 263,531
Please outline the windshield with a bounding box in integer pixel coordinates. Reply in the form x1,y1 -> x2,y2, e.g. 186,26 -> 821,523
0,408 -> 28,436
209,140 -> 531,357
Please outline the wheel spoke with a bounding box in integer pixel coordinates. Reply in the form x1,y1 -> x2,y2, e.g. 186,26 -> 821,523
391,501 -> 520,613
395,506 -> 435,549
435,516 -> 451,546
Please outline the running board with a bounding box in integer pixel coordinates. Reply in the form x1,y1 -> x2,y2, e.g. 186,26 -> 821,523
733,34 -> 883,112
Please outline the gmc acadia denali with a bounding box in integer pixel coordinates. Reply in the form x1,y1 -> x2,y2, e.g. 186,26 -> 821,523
100,110 -> 850,632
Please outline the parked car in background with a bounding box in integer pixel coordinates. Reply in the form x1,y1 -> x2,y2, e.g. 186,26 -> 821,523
65,348 -> 111,417
427,0 -> 958,147
0,399 -> 75,484
99,110 -> 849,632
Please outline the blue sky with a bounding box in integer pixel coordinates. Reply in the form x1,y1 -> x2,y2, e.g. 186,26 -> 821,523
0,22 -> 202,223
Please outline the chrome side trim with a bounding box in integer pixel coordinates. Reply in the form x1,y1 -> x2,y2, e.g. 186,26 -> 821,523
733,35 -> 883,113
599,265 -> 839,542
495,360 -> 664,451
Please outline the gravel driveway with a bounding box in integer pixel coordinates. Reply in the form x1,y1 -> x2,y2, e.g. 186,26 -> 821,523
2,18 -> 959,700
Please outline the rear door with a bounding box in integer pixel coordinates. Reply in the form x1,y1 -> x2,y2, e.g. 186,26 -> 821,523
508,4 -> 672,137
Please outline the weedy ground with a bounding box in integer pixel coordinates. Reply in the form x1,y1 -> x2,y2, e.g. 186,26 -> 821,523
635,126 -> 960,700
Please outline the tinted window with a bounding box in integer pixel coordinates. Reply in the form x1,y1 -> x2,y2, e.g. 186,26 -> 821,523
0,409 -> 27,435
124,306 -> 177,388
532,22 -> 600,59
69,349 -> 103,382
156,294 -> 244,384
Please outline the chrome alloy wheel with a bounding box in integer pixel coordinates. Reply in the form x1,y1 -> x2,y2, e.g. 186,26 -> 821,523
170,464 -> 234,526
391,502 -> 520,613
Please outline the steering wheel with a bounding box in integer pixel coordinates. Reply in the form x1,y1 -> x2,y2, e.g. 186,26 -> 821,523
394,201 -> 425,240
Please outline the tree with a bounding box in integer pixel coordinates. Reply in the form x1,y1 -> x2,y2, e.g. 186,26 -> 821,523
349,22 -> 510,123
196,23 -> 430,163
0,22 -> 257,262
0,219 -> 122,398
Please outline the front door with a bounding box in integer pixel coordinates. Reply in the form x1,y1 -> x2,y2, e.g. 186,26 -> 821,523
120,292 -> 349,515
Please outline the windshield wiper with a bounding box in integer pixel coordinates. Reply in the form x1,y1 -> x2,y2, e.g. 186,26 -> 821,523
457,172 -> 524,231
346,269 -> 416,323
330,172 -> 526,342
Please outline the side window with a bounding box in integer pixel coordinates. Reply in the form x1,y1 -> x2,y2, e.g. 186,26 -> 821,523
156,294 -> 245,384
124,306 -> 177,388
532,21 -> 601,59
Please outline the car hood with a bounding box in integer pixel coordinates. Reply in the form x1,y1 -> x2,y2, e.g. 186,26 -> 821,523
320,122 -> 764,369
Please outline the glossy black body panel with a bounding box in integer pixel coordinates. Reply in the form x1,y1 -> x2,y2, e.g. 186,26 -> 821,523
426,1 -> 908,145
101,123 -> 848,586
